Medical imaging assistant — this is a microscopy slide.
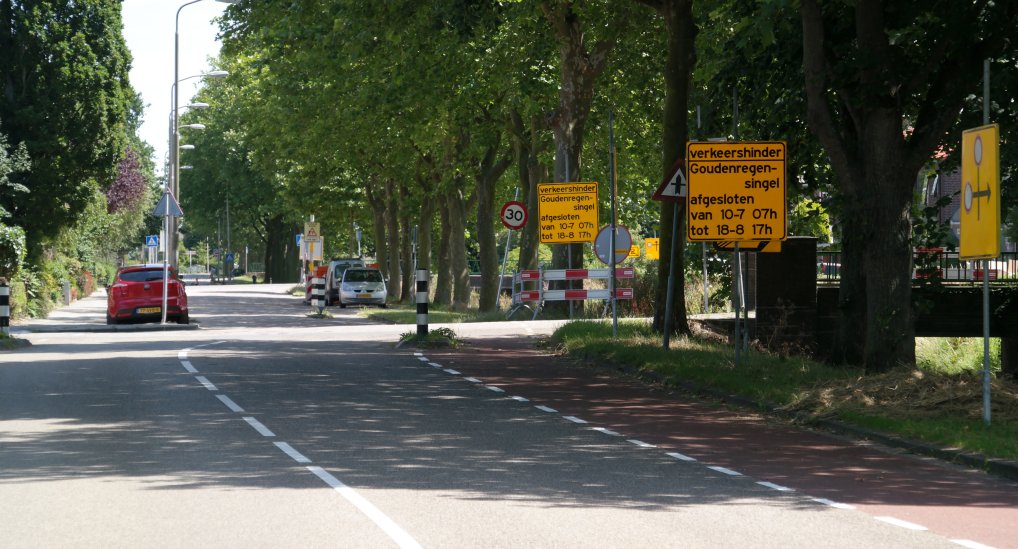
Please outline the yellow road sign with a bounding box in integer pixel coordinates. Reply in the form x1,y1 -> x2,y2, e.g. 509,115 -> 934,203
537,182 -> 599,244
645,238 -> 660,260
959,124 -> 1000,260
686,141 -> 787,242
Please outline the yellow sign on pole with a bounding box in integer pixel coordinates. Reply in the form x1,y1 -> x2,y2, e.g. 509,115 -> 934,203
537,182 -> 599,244
686,141 -> 787,242
645,238 -> 660,260
959,124 -> 1000,260
629,245 -> 640,258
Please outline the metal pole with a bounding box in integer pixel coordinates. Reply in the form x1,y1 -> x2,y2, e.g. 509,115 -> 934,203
608,110 -> 618,337
737,243 -> 745,364
498,189 -> 520,311
982,58 -> 992,426
663,201 -> 679,349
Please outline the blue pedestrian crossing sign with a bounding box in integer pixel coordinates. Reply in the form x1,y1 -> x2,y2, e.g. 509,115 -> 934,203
146,235 -> 159,248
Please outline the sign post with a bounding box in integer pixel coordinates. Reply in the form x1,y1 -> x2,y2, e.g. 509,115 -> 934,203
960,120 -> 1000,426
686,140 -> 787,358
650,160 -> 686,350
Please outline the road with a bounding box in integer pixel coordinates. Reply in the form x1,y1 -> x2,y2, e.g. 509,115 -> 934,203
0,284 -> 1013,548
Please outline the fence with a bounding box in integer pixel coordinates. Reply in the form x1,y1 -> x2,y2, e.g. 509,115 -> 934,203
816,249 -> 1018,285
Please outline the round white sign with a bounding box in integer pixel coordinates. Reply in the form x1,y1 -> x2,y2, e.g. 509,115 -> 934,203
500,201 -> 528,230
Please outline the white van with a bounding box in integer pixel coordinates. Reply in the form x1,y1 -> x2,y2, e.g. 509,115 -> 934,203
325,257 -> 366,304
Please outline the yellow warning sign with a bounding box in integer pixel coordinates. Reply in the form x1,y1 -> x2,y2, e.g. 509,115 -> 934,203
959,124 -> 1000,260
686,141 -> 787,242
537,182 -> 599,244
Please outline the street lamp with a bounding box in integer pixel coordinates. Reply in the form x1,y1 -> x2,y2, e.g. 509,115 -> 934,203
168,0 -> 237,274
162,0 -> 236,323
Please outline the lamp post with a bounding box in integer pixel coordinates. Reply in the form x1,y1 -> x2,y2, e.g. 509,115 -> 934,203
168,0 -> 235,271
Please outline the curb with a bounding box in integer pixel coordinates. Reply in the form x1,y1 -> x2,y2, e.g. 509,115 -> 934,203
11,322 -> 201,334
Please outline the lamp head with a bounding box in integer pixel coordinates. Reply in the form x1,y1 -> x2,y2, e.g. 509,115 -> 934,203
181,124 -> 206,130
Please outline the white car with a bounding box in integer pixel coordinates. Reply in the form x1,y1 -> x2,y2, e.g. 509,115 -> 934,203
338,268 -> 387,308
325,257 -> 366,304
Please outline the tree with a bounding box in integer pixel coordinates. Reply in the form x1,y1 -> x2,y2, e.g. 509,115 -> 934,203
799,0 -> 1017,372
0,0 -> 133,252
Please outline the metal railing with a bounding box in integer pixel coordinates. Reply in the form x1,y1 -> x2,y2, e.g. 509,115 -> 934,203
817,249 -> 1018,285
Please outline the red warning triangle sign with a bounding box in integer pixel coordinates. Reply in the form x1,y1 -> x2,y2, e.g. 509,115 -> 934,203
652,157 -> 686,202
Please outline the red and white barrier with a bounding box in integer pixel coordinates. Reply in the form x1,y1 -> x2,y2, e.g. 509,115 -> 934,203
509,266 -> 635,319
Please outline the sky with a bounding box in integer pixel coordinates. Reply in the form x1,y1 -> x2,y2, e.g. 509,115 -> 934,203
121,0 -> 233,175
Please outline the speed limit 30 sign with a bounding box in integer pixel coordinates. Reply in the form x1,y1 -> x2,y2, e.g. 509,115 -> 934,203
501,201 -> 528,230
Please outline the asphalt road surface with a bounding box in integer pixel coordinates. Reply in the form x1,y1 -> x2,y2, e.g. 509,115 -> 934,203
1,284 -> 1014,548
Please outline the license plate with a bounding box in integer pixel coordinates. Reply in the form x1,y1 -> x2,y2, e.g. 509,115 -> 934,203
357,293 -> 372,299
137,307 -> 161,314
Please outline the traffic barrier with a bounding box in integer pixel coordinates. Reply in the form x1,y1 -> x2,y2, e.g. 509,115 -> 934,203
509,266 -> 635,319
0,281 -> 9,336
416,269 -> 428,336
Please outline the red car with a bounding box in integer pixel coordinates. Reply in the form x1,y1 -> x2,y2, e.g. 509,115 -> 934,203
106,264 -> 189,325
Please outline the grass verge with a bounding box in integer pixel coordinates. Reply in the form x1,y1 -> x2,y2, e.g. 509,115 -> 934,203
362,303 -> 509,324
552,319 -> 1018,462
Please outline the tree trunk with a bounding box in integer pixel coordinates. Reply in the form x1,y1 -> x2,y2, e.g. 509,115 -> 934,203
447,185 -> 472,311
365,184 -> 388,283
383,179 -> 402,300
541,1 -> 620,315
399,202 -> 413,303
263,215 -> 298,283
475,138 -> 514,313
646,0 -> 695,337
511,111 -> 549,272
434,198 -> 453,306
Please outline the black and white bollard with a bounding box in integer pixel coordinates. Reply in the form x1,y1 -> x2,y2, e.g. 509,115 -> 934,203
311,275 -> 326,313
0,280 -> 10,336
416,269 -> 428,336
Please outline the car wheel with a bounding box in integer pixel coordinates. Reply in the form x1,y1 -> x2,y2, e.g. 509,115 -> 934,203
380,303 -> 388,309
106,313 -> 117,325
177,312 -> 189,325
339,299 -> 346,309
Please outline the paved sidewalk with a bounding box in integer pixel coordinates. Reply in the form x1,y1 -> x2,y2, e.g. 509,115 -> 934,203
425,335 -> 1018,549
10,288 -> 197,333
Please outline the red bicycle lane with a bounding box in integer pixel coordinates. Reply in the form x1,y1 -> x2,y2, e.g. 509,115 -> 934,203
424,336 -> 1018,549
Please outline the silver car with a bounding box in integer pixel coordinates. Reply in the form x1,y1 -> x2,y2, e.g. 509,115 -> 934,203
338,268 -> 388,308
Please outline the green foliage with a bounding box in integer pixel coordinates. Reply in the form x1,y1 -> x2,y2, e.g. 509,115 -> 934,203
916,337 -> 1001,376
0,0 -> 135,249
789,197 -> 832,242
0,223 -> 26,280
399,326 -> 460,348
0,126 -> 30,220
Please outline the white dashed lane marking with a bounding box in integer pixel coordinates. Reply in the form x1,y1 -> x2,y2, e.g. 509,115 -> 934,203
563,416 -> 587,424
592,427 -> 621,436
443,369 -> 461,375
812,498 -> 855,510
951,539 -> 996,549
195,376 -> 217,391
534,405 -> 558,413
756,481 -> 794,492
707,465 -> 742,476
666,452 -> 697,462
486,386 -> 505,394
627,439 -> 656,448
243,416 -> 275,437
181,360 -> 198,373
216,394 -> 244,413
274,442 -> 312,464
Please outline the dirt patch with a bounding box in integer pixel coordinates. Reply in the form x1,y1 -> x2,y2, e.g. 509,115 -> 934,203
783,367 -> 1018,423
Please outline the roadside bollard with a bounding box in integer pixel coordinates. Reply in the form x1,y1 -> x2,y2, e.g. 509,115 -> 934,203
312,276 -> 326,313
416,269 -> 428,336
1,280 -> 10,336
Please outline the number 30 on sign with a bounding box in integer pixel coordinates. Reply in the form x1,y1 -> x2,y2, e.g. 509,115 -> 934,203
501,201 -> 528,230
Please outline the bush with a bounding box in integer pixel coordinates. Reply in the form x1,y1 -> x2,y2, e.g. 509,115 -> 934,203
0,223 -> 26,281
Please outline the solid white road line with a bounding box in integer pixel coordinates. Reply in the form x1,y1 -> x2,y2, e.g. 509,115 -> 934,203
627,439 -> 656,448
243,416 -> 275,437
707,465 -> 742,476
563,416 -> 587,424
443,369 -> 461,375
534,405 -> 558,413
875,516 -> 928,531
306,466 -> 423,549
180,360 -> 198,374
666,452 -> 697,462
216,394 -> 244,413
812,498 -> 855,510
194,376 -> 217,391
274,442 -> 312,464
592,427 -> 621,436
756,481 -> 794,492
